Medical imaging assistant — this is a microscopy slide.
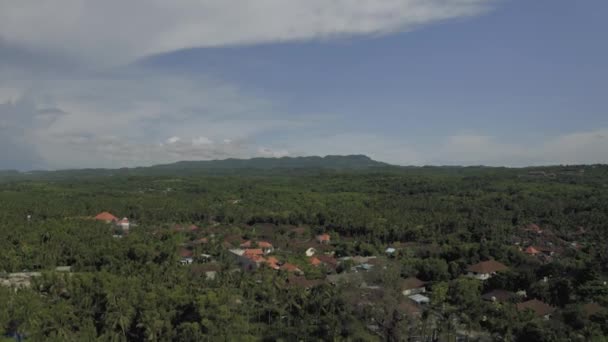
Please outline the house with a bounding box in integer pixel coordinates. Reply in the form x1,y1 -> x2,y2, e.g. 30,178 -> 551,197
94,211 -> 118,223
117,217 -> 130,230
316,233 -> 331,244
516,299 -> 555,319
401,277 -> 426,296
305,247 -> 317,257
240,241 -> 274,254
482,289 -> 516,303
466,260 -> 508,280
408,294 -> 430,305
266,256 -> 281,270
309,257 -> 322,266
179,249 -> 194,265
280,263 -> 303,275
229,248 -> 266,271
524,246 -> 540,255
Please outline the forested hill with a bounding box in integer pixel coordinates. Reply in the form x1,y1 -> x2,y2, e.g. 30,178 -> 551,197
149,154 -> 390,170
0,155 -> 394,180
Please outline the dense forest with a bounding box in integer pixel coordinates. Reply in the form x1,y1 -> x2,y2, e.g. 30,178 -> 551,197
1,158 -> 607,341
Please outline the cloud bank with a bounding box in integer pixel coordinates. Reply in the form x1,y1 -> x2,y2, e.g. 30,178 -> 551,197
0,0 -> 493,65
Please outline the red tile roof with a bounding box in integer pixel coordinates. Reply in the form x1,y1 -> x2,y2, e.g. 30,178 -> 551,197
467,260 -> 508,274
524,246 -> 540,255
94,212 -> 118,222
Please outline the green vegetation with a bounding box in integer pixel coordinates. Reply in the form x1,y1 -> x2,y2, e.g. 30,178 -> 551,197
1,159 -> 607,341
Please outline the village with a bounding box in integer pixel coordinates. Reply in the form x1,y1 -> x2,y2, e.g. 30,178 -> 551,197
30,211 -> 593,338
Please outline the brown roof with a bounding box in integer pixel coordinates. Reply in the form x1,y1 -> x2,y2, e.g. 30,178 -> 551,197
516,299 -> 555,317
286,276 -> 323,289
481,289 -> 516,302
316,255 -> 338,268
179,248 -> 194,258
397,300 -> 422,317
94,211 -> 118,222
467,260 -> 508,274
582,302 -> 603,317
402,277 -> 425,290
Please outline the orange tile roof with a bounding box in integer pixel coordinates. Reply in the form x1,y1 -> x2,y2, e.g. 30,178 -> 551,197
94,212 -> 118,222
316,234 -> 331,242
309,257 -> 322,266
266,256 -> 280,269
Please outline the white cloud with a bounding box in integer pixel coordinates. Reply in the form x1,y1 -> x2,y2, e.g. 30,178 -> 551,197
166,136 -> 181,144
257,147 -> 290,158
0,0 -> 494,65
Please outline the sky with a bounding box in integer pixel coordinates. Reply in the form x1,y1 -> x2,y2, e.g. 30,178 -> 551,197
1,0 -> 607,170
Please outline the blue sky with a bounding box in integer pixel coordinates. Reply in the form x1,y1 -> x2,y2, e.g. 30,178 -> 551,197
1,0 -> 607,169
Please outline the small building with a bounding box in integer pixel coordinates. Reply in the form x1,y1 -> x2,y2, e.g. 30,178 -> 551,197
309,257 -> 322,266
266,256 -> 281,270
316,233 -> 331,244
466,260 -> 508,280
240,241 -> 274,254
516,299 -> 555,319
401,277 -> 426,296
385,247 -> 397,255
179,249 -> 194,265
94,211 -> 118,223
408,294 -> 430,305
280,263 -> 303,275
117,217 -> 130,230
